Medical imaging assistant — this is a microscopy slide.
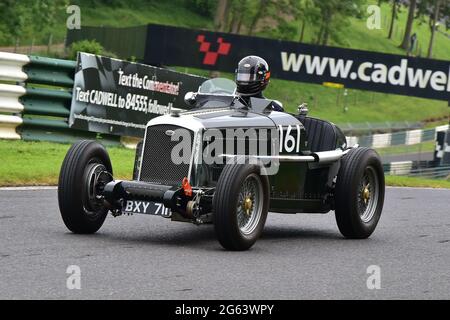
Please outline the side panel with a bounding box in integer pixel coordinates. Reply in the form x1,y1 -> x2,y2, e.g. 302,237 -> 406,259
268,120 -> 331,213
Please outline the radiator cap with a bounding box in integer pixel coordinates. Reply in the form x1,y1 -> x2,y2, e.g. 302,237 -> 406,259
171,110 -> 181,117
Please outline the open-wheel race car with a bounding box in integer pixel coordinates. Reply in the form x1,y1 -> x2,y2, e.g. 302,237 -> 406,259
58,78 -> 385,251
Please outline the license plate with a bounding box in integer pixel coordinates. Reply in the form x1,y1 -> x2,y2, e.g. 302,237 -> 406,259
122,200 -> 171,217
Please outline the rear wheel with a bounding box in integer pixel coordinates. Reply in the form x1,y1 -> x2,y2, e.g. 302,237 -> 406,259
334,148 -> 385,239
213,164 -> 269,251
58,140 -> 113,234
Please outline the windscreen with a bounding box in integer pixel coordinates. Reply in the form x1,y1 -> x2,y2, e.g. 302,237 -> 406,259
198,78 -> 236,95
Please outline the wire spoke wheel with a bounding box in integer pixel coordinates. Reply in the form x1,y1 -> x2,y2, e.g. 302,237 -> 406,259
213,163 -> 269,251
334,147 -> 385,239
236,174 -> 264,235
357,166 -> 379,223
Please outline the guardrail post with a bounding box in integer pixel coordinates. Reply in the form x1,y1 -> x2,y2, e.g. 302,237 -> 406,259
0,115 -> 23,140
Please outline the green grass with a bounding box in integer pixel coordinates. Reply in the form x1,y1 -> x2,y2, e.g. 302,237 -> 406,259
83,1 -> 213,29
386,175 -> 450,189
2,140 -> 450,189
375,141 -> 435,156
0,140 -> 134,187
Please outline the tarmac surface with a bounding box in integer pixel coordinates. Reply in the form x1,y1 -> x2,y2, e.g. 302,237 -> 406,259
1,187 -> 449,299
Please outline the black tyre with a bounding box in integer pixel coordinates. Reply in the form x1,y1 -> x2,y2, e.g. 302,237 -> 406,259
213,163 -> 269,251
58,140 -> 113,234
334,147 -> 385,239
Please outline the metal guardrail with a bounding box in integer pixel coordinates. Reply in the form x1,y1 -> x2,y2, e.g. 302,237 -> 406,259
346,125 -> 449,149
0,52 -> 27,139
408,166 -> 450,179
338,121 -> 423,135
384,160 -> 450,179
0,51 -> 120,144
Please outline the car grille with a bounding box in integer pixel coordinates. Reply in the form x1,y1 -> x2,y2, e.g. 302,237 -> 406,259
139,124 -> 194,186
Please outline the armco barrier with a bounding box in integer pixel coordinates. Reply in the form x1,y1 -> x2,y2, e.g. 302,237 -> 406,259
384,160 -> 450,179
0,52 -> 120,144
0,52 -> 28,140
346,125 -> 450,149
0,52 -> 28,82
0,114 -> 22,140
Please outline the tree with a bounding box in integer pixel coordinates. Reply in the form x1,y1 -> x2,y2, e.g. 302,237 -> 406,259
293,0 -> 315,42
0,0 -> 68,46
313,0 -> 365,46
427,0 -> 442,58
0,0 -> 27,42
228,0 -> 249,34
417,0 -> 449,58
185,0 -> 215,17
214,0 -> 231,32
388,0 -> 401,39
247,0 -> 271,35
400,0 -> 418,49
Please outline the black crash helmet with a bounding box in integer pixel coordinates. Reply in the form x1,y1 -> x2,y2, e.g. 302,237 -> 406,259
235,56 -> 270,96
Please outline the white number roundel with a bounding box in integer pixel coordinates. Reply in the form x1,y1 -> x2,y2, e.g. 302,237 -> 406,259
279,125 -> 301,153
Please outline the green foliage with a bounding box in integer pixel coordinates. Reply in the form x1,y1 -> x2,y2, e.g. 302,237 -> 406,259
309,0 -> 367,45
0,0 -> 68,44
184,0 -> 216,17
268,20 -> 298,41
76,0 -> 158,8
68,39 -> 116,60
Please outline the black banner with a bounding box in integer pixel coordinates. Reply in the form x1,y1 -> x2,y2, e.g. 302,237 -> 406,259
145,24 -> 450,101
1,300 -> 445,318
69,52 -> 207,137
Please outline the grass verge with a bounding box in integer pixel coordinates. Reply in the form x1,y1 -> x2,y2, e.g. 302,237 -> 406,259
2,140 -> 449,189
0,140 -> 134,187
385,175 -> 450,189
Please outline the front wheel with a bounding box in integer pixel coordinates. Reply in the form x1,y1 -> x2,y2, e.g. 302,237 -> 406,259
334,147 -> 385,239
213,163 -> 269,251
58,140 -> 113,234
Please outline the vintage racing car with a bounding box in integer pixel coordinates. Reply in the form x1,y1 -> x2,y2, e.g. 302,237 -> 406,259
58,78 -> 385,250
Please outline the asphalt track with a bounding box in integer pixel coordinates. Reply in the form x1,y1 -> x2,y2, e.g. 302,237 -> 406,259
0,187 -> 449,300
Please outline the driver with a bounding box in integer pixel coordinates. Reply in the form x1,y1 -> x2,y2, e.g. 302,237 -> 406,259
235,55 -> 284,112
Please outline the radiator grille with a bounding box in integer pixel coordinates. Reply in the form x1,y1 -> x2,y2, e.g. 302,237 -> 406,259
139,124 -> 194,186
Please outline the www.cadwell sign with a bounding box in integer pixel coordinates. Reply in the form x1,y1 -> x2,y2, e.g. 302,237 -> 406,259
144,24 -> 450,102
